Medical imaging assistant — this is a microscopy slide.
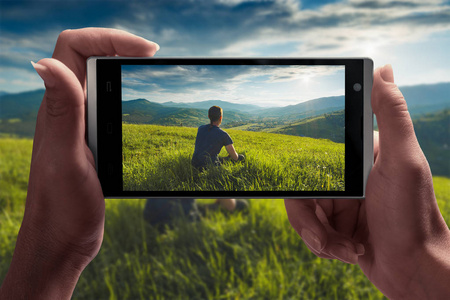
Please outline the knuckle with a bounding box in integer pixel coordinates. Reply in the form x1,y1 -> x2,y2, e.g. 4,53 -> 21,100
56,29 -> 74,46
373,83 -> 409,116
406,157 -> 430,181
45,95 -> 69,117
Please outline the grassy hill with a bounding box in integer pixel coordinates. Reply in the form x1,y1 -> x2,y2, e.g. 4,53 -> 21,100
1,137 -> 450,299
254,95 -> 344,121
265,110 -> 345,143
123,124 -> 345,191
122,99 -> 252,127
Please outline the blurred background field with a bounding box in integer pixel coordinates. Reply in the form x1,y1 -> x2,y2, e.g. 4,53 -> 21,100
1,137 -> 449,299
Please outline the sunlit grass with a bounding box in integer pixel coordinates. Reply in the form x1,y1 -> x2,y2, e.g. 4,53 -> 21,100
1,137 -> 449,299
122,124 -> 345,191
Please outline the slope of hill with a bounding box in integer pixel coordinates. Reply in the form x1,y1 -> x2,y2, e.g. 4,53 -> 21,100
266,110 -> 345,143
413,109 -> 450,176
122,99 -> 252,127
0,89 -> 44,137
0,89 -> 43,119
254,96 -> 344,121
1,81 -> 449,145
400,82 -> 450,117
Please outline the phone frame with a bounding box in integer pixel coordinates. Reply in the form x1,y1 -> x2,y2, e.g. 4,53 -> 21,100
87,57 -> 373,198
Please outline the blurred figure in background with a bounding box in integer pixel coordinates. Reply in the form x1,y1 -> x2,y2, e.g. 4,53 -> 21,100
143,198 -> 249,228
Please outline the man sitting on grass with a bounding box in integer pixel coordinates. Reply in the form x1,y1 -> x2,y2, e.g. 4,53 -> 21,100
192,106 -> 245,170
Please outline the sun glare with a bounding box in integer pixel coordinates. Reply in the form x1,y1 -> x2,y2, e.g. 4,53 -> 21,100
362,43 -> 377,57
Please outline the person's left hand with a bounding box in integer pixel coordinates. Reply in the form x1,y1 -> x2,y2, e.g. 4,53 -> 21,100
0,28 -> 159,299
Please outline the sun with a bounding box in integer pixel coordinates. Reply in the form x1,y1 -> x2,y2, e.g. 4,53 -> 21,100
362,42 -> 377,57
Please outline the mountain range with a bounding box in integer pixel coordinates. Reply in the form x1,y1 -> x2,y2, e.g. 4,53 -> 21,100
121,95 -> 345,126
162,100 -> 262,112
2,82 -> 449,132
0,83 -> 449,176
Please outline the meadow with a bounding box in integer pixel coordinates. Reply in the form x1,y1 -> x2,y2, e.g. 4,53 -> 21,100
1,137 -> 450,299
122,124 -> 345,192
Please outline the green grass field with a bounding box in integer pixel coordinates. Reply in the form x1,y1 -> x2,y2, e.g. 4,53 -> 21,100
1,137 -> 449,299
123,124 -> 345,192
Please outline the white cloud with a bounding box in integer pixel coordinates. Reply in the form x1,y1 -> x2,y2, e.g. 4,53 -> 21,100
2,0 -> 450,93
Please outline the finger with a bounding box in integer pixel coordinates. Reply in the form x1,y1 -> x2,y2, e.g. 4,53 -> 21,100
31,58 -> 85,151
321,227 -> 365,264
306,242 -> 335,260
373,130 -> 379,162
371,65 -> 422,165
284,199 -> 327,253
314,200 -> 365,264
52,27 -> 160,86
316,199 -> 360,239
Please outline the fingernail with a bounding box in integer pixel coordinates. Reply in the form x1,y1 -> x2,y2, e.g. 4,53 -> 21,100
153,42 -> 160,51
329,244 -> 358,264
356,243 -> 365,255
31,61 -> 55,88
301,229 -> 323,252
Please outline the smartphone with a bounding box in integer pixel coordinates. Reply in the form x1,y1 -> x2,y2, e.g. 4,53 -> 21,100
87,57 -> 373,198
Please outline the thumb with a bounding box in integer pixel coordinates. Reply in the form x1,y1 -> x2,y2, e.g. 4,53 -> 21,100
371,65 -> 422,163
32,58 -> 85,149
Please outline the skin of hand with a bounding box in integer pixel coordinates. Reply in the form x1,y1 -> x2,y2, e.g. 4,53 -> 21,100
0,28 -> 159,299
285,65 -> 450,299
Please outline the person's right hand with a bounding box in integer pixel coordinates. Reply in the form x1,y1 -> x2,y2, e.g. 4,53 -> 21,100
285,65 -> 450,299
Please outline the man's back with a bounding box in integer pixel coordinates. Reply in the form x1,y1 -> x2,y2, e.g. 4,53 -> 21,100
192,124 -> 233,169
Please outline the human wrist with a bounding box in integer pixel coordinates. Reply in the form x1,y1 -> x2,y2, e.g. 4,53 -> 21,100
413,229 -> 450,299
0,220 -> 89,299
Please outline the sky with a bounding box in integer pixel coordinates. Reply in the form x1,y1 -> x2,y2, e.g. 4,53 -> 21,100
1,0 -> 450,94
122,64 -> 345,107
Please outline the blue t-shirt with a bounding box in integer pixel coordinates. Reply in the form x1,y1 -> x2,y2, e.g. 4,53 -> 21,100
192,124 -> 233,168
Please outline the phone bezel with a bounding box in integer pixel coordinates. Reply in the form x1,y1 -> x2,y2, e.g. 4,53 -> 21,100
87,57 -> 373,198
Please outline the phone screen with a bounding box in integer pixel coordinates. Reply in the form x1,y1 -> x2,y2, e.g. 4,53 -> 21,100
120,64 -> 346,192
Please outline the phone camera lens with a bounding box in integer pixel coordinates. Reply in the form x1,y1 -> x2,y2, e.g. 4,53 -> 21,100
353,83 -> 362,92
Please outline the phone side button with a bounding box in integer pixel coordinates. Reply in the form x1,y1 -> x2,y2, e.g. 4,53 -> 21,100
106,81 -> 112,92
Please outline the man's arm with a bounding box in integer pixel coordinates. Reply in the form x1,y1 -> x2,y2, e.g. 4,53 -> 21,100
225,144 -> 239,161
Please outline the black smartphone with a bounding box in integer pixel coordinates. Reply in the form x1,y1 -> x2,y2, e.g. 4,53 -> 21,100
87,57 -> 373,198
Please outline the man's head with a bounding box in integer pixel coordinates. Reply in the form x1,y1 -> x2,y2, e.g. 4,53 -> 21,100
208,106 -> 223,125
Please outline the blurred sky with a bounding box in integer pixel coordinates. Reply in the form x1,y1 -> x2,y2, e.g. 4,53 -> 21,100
121,65 -> 345,106
1,0 -> 449,93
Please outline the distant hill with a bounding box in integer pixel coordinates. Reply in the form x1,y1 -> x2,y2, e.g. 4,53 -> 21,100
0,89 -> 44,119
162,100 -> 263,113
413,109 -> 450,176
266,110 -> 345,143
122,99 -> 252,127
254,96 -> 345,121
0,82 -> 449,139
0,89 -> 44,137
400,82 -> 450,117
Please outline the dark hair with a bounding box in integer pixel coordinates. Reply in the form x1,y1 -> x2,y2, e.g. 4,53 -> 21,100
208,106 -> 223,123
